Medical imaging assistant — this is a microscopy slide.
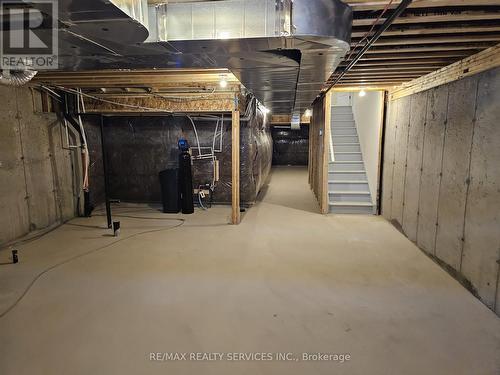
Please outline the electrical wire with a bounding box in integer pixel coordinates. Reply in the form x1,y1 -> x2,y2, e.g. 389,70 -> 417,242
0,221 -> 66,254
150,88 -> 216,102
344,0 -> 394,63
0,218 -> 185,319
55,87 -> 173,113
198,185 -> 208,211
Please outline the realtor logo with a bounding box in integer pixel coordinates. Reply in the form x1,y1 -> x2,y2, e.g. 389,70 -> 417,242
1,0 -> 58,70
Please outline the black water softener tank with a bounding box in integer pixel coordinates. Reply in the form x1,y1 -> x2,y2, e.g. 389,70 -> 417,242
178,139 -> 194,214
159,169 -> 180,213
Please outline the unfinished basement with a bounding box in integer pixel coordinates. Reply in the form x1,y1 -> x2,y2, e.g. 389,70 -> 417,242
0,0 -> 500,374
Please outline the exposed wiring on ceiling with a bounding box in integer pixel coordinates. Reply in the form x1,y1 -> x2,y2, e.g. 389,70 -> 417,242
0,218 -> 185,319
55,86 -> 174,112
53,86 -> 221,112
39,85 -> 62,102
150,88 -> 217,102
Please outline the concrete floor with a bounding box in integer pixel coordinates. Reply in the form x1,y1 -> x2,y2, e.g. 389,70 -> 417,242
0,166 -> 499,375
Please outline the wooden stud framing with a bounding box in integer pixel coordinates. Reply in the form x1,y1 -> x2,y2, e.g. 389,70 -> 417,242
321,92 -> 332,214
329,1 -> 500,87
352,11 -> 500,27
308,91 -> 333,214
270,114 -> 311,125
81,94 -> 237,113
231,99 -> 241,225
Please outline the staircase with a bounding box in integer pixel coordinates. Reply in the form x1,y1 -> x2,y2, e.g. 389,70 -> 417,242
328,106 -> 375,214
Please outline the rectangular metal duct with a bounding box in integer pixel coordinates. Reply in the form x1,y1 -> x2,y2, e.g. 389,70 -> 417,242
152,0 -> 291,41
143,0 -> 352,114
31,0 -> 352,115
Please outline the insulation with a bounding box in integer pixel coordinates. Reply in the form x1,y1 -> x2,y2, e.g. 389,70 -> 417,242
84,104 -> 271,206
272,126 -> 309,166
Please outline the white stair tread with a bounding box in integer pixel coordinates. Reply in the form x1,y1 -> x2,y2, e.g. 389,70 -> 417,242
330,161 -> 363,164
329,202 -> 373,207
334,152 -> 362,154
332,143 -> 360,146
330,170 -> 366,173
329,180 -> 369,184
329,190 -> 371,195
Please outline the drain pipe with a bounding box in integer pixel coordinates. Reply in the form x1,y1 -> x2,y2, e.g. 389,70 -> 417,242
326,0 -> 413,89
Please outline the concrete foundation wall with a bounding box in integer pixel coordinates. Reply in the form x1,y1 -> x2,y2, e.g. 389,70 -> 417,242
0,86 -> 77,246
382,67 -> 500,316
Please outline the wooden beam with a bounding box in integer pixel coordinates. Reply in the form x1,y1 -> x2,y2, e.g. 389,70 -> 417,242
34,68 -> 240,89
348,0 -> 500,11
350,58 -> 460,65
81,93 -> 236,113
231,101 -> 241,225
353,35 -> 500,47
365,44 -> 494,54
338,81 -> 412,86
352,25 -> 500,38
270,115 -> 311,125
349,65 -> 445,72
353,11 -> 500,27
333,85 -> 393,91
321,92 -> 332,214
391,43 -> 500,99
359,51 -> 474,60
344,71 -> 425,77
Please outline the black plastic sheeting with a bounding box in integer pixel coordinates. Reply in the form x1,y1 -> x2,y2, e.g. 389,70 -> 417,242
272,125 -> 309,166
83,99 -> 272,205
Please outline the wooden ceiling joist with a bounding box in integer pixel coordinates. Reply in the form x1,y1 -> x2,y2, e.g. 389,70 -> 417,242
352,35 -> 500,46
390,44 -> 500,99
332,1 -> 500,88
364,44 -> 494,54
349,65 -> 445,72
343,71 -> 424,77
351,25 -> 500,38
347,0 -> 500,11
352,11 -> 500,27
81,93 -> 240,113
359,51 -> 476,60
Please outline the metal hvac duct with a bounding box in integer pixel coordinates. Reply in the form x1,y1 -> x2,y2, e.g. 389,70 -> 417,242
26,0 -> 353,113
0,70 -> 37,86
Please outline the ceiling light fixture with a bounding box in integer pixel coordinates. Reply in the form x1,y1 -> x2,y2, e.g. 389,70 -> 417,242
219,75 -> 228,88
359,90 -> 366,97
